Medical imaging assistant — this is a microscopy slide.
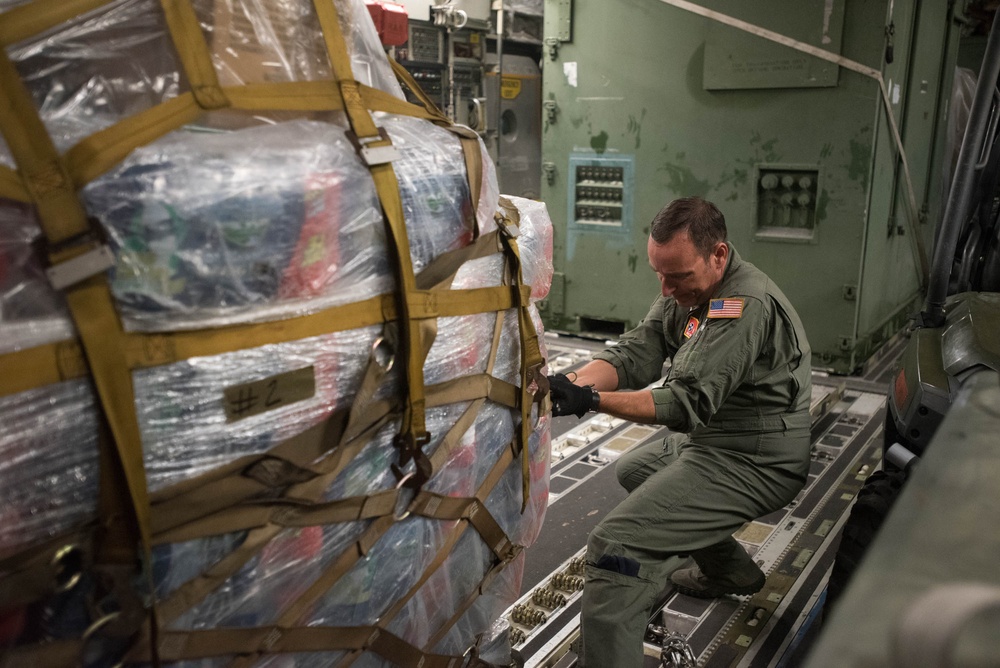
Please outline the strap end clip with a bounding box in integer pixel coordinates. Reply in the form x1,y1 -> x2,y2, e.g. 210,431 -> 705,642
346,127 -> 400,166
46,244 -> 115,290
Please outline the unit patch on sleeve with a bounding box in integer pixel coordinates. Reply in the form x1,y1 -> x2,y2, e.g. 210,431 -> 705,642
707,298 -> 744,319
684,316 -> 700,339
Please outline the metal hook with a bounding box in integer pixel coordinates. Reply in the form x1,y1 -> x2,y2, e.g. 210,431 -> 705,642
393,471 -> 416,521
371,336 -> 395,373
51,544 -> 83,593
82,611 -> 121,641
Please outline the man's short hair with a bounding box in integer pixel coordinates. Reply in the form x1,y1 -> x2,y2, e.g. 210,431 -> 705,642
650,197 -> 727,257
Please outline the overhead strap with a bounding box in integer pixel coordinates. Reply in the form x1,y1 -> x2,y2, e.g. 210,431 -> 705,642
655,0 -> 930,289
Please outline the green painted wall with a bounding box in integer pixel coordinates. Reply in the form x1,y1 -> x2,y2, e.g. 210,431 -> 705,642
539,0 -> 961,372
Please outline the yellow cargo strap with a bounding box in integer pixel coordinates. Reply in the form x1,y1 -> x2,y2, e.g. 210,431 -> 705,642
0,51 -> 88,245
0,46 -> 151,556
1,1 -> 522,664
313,0 -> 431,477
496,198 -> 546,511
0,35 -> 159,664
207,431 -> 522,668
386,56 -> 483,237
388,56 -> 449,123
0,85 -> 443,209
0,165 -> 27,201
0,283 -> 531,399
425,547 -> 521,651
142,625 -> 488,667
150,371 -> 519,538
0,0 -> 114,48
157,0 -> 229,110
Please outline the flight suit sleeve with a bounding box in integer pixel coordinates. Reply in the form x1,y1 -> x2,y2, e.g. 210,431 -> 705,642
649,296 -> 770,432
593,297 -> 674,390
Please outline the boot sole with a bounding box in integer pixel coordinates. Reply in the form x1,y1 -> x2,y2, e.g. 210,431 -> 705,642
673,575 -> 766,599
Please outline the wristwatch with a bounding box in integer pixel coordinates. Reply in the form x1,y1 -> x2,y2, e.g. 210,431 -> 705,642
589,387 -> 601,413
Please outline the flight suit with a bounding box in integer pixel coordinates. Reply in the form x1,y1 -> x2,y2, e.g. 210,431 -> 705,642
580,245 -> 812,667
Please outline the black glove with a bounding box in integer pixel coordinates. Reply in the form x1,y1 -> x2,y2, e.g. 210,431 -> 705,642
548,374 -> 597,418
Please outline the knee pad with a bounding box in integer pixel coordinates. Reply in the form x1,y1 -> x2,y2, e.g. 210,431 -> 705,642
587,524 -> 640,577
594,554 -> 640,577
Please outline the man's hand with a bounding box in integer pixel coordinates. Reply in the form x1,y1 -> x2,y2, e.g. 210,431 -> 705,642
548,374 -> 595,418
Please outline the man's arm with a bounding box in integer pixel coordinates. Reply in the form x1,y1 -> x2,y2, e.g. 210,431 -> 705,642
570,359 -> 620,392
550,361 -> 657,422
569,360 -> 659,423
593,388 -> 657,424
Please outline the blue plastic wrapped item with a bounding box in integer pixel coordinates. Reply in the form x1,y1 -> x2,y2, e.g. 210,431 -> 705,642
162,522 -> 366,631
83,121 -> 389,331
0,380 -> 100,558
1,0 -> 554,659
133,325 -> 381,491
0,201 -> 75,353
2,0 -> 187,169
83,113 -> 483,332
432,552 -> 526,659
382,114 -> 474,273
0,0 -> 407,170
191,0 -> 404,98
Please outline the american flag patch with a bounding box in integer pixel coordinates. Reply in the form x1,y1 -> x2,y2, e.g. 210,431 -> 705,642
684,316 -> 699,339
708,298 -> 744,319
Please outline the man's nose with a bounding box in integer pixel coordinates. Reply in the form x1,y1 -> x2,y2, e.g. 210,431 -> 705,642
660,278 -> 675,297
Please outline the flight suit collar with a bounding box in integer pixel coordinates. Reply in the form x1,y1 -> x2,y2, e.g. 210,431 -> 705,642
718,242 -> 742,292
689,242 -> 741,315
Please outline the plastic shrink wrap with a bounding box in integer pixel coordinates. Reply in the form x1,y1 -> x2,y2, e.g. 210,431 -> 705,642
0,0 -> 551,664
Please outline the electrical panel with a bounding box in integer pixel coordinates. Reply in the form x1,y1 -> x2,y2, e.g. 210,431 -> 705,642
404,23 -> 443,62
567,155 -> 634,233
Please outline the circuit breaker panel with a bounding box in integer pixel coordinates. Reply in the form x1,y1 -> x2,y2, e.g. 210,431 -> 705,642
568,155 -> 634,233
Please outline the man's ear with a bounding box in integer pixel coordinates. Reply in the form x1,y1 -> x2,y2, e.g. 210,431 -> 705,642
712,241 -> 729,267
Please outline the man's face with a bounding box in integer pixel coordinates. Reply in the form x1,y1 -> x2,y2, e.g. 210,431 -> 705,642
647,232 -> 728,308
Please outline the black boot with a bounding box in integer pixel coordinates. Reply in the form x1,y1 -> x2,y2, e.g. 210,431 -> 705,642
670,537 -> 765,598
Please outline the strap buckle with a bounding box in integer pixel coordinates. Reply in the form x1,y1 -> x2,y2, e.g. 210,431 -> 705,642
494,214 -> 520,239
345,127 -> 400,166
39,223 -> 115,290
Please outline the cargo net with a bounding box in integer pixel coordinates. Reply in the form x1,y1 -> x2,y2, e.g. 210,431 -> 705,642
0,1 -> 554,666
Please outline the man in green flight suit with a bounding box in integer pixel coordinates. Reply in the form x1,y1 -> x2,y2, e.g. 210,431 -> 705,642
548,196 -> 811,666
